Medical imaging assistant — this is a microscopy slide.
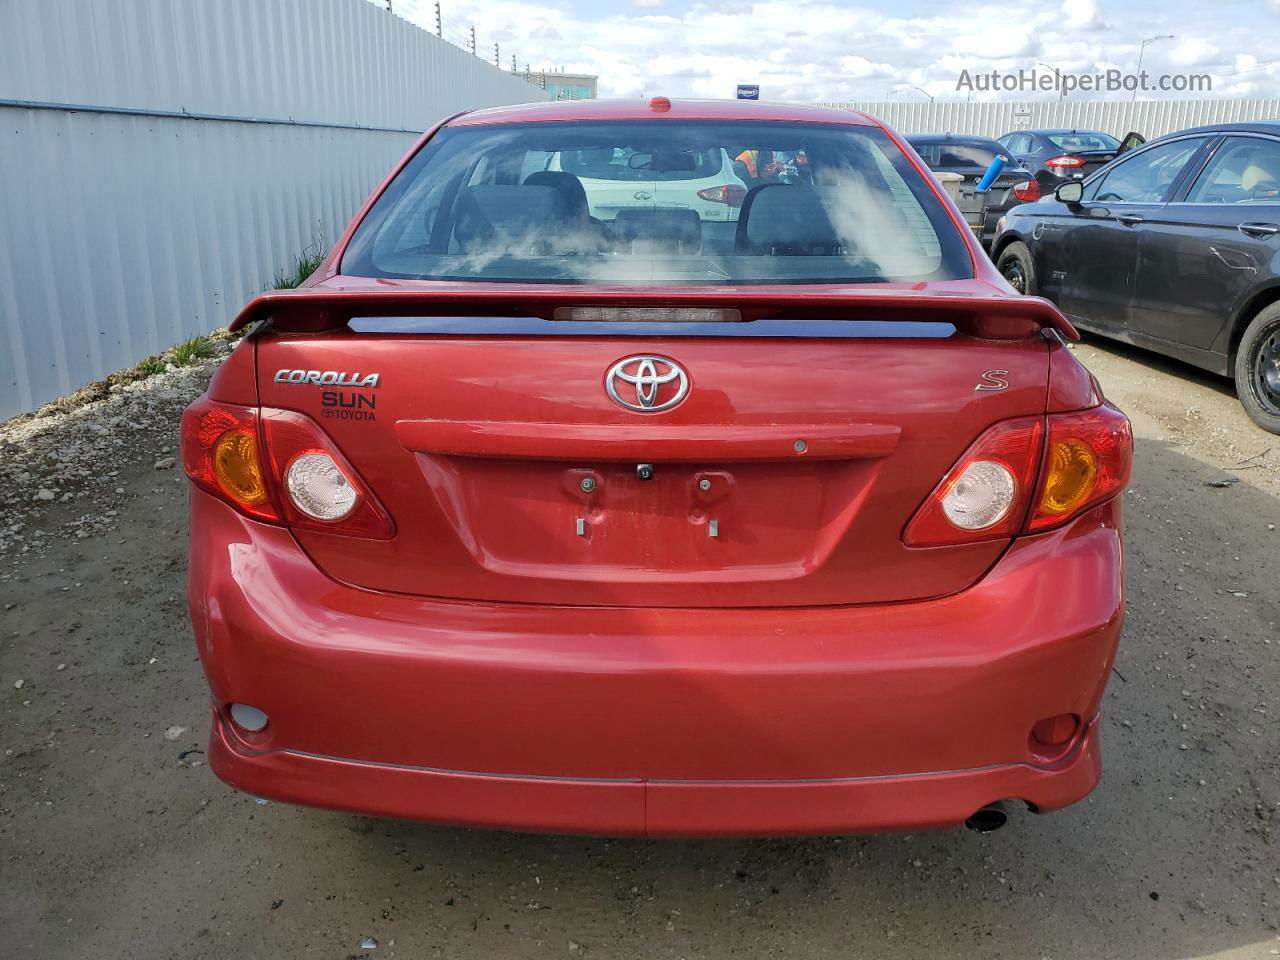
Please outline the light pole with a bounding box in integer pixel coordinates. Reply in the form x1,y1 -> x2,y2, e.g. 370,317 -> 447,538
1037,62 -> 1063,99
1134,35 -> 1174,100
908,85 -> 935,103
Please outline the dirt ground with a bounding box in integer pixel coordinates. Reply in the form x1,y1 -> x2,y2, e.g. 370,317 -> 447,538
1,335 -> 1277,960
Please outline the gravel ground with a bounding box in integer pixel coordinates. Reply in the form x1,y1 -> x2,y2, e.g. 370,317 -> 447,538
1,334 -> 1277,960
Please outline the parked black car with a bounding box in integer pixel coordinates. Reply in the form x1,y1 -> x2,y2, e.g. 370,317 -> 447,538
905,134 -> 1039,247
993,121 -> 1280,434
997,128 -> 1122,191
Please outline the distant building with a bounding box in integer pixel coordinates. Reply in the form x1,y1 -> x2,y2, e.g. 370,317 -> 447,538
525,68 -> 598,100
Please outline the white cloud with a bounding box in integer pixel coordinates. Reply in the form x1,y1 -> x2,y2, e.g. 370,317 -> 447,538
387,0 -> 1279,103
1060,0 -> 1100,30
951,23 -> 1041,59
838,55 -> 895,80
1169,37 -> 1218,66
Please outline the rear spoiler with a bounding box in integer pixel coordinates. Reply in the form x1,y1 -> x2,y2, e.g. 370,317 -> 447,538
229,287 -> 1079,341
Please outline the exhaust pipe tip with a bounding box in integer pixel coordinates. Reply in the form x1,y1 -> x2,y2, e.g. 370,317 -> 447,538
964,802 -> 1009,833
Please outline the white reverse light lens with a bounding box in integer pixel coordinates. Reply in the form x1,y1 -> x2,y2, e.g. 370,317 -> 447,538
286,452 -> 357,521
941,460 -> 1016,530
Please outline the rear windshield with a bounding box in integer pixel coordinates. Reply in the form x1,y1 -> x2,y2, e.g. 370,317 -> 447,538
908,139 -> 1010,169
1046,132 -> 1120,152
341,120 -> 971,285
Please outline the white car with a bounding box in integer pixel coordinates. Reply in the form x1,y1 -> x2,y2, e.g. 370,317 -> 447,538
543,146 -> 749,222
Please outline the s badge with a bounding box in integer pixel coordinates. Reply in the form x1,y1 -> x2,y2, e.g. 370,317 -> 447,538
975,369 -> 1010,392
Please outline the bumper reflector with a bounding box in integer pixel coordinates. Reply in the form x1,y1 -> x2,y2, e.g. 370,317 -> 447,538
230,703 -> 270,732
1032,714 -> 1079,746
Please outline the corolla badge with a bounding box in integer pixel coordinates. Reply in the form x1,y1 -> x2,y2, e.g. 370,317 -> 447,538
606,356 -> 689,412
274,369 -> 380,387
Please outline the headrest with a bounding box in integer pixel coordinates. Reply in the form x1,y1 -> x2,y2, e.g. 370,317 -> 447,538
612,207 -> 702,253
1242,157 -> 1280,193
523,171 -> 590,220
453,184 -> 567,251
736,183 -> 840,254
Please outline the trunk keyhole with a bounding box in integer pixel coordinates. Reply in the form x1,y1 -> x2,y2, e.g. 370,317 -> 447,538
637,463 -> 655,481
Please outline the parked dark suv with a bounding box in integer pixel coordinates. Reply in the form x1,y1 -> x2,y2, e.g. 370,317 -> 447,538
993,121 -> 1280,434
997,129 -> 1122,191
905,134 -> 1039,248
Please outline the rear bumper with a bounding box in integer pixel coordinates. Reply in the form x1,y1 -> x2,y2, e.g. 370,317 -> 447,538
189,490 -> 1124,837
210,709 -> 1101,837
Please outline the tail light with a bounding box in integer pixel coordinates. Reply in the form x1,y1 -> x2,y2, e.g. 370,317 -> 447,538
697,184 -> 747,206
903,417 -> 1044,547
259,409 -> 394,539
1044,154 -> 1086,170
1012,179 -> 1041,202
1027,404 -> 1131,532
181,396 -> 394,539
181,399 -> 277,522
904,404 -> 1131,546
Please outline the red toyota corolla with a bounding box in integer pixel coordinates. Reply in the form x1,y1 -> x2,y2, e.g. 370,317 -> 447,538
182,98 -> 1131,837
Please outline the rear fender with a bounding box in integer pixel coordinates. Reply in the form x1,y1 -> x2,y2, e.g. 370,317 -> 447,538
206,338 -> 258,406
1046,335 -> 1102,412
1222,281 -> 1280,361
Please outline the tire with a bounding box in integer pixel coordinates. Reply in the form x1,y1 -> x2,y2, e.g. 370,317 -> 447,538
1234,302 -> 1280,435
996,241 -> 1036,296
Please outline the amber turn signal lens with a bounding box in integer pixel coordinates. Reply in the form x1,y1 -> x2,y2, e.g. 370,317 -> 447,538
1037,438 -> 1096,516
212,429 -> 268,506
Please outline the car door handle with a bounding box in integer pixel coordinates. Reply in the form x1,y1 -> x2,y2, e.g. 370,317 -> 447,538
1238,222 -> 1280,239
1117,214 -> 1145,226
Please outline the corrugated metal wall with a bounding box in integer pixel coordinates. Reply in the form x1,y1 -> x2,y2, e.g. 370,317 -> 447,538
816,99 -> 1280,139
0,0 -> 546,420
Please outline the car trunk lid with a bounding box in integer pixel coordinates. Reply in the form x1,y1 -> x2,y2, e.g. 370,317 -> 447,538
248,285 -> 1066,608
1066,148 -> 1118,178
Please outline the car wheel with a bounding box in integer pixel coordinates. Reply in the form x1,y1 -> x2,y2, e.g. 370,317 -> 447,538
996,242 -> 1036,296
1234,303 -> 1280,435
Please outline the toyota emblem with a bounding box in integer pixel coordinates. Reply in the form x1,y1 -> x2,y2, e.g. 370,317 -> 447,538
605,356 -> 689,413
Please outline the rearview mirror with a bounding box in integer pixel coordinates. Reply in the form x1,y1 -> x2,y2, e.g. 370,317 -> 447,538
627,150 -> 697,173
1055,181 -> 1084,204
